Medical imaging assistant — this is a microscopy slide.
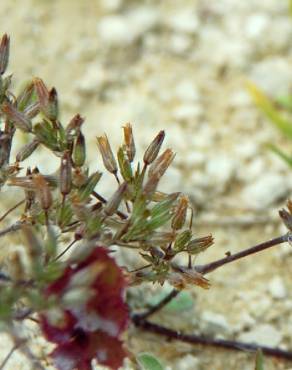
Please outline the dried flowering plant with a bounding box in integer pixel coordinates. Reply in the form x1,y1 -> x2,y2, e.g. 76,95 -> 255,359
0,34 -> 292,370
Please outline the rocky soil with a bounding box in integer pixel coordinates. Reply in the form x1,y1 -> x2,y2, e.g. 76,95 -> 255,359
0,0 -> 292,369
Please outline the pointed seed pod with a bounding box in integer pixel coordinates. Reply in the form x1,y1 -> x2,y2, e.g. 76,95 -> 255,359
148,148 -> 175,179
0,34 -> 9,75
104,182 -> 127,216
73,131 -> 86,167
97,134 -> 118,174
32,173 -> 52,210
2,102 -> 32,132
16,139 -> 39,162
171,196 -> 188,230
123,123 -> 135,162
143,130 -> 165,165
60,151 -> 72,196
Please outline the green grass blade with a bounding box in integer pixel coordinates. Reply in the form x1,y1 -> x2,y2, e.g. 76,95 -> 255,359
137,353 -> 165,370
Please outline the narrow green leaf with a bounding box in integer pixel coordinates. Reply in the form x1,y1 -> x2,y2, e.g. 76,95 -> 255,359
78,171 -> 102,201
247,82 -> 292,139
266,143 -> 292,167
137,353 -> 165,370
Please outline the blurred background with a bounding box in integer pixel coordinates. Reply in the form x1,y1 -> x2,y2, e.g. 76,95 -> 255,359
1,0 -> 292,369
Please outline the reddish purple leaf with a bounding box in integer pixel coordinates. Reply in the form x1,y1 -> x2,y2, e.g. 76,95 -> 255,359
40,247 -> 129,370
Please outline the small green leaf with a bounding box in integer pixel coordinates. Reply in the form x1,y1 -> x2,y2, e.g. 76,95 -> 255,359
137,353 -> 165,370
255,349 -> 264,370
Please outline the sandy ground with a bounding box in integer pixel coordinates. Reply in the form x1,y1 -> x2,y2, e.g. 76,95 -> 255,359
0,0 -> 292,369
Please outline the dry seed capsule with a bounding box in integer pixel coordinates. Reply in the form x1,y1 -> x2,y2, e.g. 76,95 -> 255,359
2,102 -> 32,132
60,151 -> 72,196
123,123 -> 135,162
187,235 -> 214,255
73,131 -> 86,167
0,34 -> 9,75
104,182 -> 127,216
143,130 -> 165,165
171,196 -> 188,230
97,134 -> 118,174
16,139 -> 39,162
148,148 -> 175,179
32,173 -> 52,211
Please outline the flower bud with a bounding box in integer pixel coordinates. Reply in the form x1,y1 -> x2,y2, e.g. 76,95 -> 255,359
171,196 -> 188,230
0,34 -> 9,75
148,149 -> 175,179
187,235 -> 214,255
34,77 -> 49,112
60,151 -> 72,196
73,131 -> 86,167
123,123 -> 135,162
32,173 -> 52,211
65,114 -> 84,139
47,87 -> 59,121
117,146 -> 132,182
143,130 -> 165,165
97,134 -> 117,174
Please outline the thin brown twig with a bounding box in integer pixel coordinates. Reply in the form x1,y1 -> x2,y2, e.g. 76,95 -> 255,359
53,239 -> 77,261
0,221 -> 23,238
0,343 -> 20,370
195,233 -> 289,275
133,318 -> 292,361
132,233 -> 292,360
0,199 -> 25,223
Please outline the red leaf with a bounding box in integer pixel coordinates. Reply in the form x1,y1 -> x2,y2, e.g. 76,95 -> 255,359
40,246 -> 129,370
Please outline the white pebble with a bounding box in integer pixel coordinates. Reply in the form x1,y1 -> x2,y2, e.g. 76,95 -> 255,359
166,10 -> 199,34
241,173 -> 289,210
249,58 -> 292,97
268,276 -> 287,299
205,155 -> 235,188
